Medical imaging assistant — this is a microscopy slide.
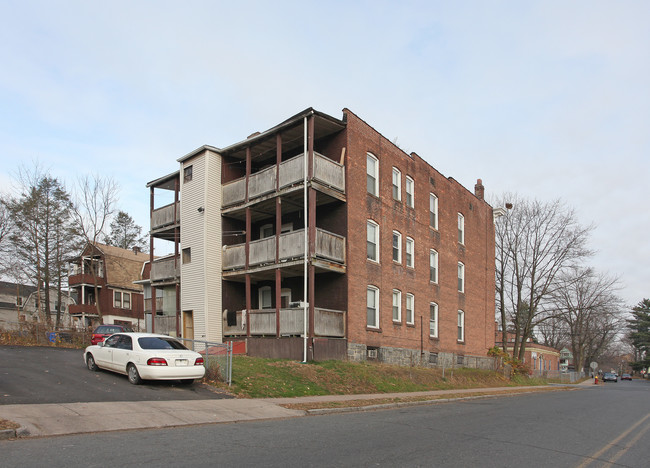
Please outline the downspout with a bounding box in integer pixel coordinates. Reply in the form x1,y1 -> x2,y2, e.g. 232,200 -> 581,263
303,116 -> 308,363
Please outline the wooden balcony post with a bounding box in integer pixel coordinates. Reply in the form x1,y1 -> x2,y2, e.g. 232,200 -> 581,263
275,268 -> 281,338
245,274 -> 251,337
245,147 -> 251,203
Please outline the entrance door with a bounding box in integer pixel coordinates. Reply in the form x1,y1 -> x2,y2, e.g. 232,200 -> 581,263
183,310 -> 194,341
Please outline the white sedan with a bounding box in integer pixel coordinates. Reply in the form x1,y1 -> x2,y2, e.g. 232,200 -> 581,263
84,332 -> 206,385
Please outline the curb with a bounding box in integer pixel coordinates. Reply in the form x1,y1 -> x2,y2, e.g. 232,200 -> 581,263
304,390 -> 557,416
0,429 -> 16,440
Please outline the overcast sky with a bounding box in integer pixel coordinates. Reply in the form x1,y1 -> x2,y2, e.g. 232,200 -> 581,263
1,1 -> 648,306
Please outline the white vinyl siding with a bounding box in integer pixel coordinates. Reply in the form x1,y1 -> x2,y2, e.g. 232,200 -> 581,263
180,150 -> 223,342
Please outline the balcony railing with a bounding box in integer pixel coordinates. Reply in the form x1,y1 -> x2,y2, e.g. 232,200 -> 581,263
144,297 -> 164,313
151,255 -> 180,283
223,307 -> 345,337
222,228 -> 345,270
222,152 -> 345,207
69,303 -> 100,316
151,202 -> 180,231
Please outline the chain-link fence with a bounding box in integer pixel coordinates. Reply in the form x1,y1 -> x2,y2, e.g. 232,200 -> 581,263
176,337 -> 232,386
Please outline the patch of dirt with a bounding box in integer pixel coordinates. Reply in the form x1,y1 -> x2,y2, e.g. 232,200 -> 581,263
0,419 -> 20,431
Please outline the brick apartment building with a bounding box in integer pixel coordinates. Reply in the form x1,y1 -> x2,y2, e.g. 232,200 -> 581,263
146,108 -> 497,366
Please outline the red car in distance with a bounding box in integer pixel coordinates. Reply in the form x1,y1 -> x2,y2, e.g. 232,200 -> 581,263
91,324 -> 133,345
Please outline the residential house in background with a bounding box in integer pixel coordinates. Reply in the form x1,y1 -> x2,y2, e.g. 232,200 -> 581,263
68,243 -> 146,330
496,331 -> 562,375
147,107 -> 497,366
0,280 -> 75,329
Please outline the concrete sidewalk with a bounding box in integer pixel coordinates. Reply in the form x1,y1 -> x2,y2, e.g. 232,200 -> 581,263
0,382 -> 591,439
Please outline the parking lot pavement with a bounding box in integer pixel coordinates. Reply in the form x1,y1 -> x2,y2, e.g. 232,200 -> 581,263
0,346 -> 232,405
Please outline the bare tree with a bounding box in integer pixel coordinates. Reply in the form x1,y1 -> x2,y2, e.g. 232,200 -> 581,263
551,268 -> 624,373
71,175 -> 119,321
493,194 -> 593,361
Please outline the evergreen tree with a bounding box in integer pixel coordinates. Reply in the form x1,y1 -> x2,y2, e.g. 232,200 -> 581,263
104,211 -> 148,252
627,299 -> 650,371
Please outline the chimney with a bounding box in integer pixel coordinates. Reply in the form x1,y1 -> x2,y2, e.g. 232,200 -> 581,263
474,179 -> 484,200
132,246 -> 141,255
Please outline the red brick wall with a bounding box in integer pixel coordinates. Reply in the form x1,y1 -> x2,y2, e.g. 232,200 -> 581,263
343,109 -> 495,357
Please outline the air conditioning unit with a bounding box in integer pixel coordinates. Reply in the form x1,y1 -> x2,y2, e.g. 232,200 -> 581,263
367,348 -> 378,359
289,301 -> 308,308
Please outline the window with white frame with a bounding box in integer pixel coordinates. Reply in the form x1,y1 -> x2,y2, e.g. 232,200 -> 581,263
367,286 -> 379,328
429,249 -> 438,283
392,289 -> 401,322
367,220 -> 379,262
405,176 -> 414,208
458,262 -> 465,293
458,213 -> 465,244
260,224 -> 273,239
367,153 -> 379,196
392,167 -> 401,201
392,231 -> 402,263
429,193 -> 438,229
113,291 -> 131,309
457,310 -> 465,341
429,302 -> 438,337
406,293 -> 414,325
259,286 -> 272,309
405,237 -> 414,268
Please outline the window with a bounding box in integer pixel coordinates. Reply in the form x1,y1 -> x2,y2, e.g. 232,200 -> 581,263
458,262 -> 465,293
429,303 -> 438,337
392,290 -> 401,322
367,286 -> 379,328
113,291 -> 122,308
183,165 -> 193,183
367,153 -> 378,196
405,237 -> 414,268
457,310 -> 465,342
406,293 -> 414,325
113,291 -> 131,309
392,231 -> 402,263
429,249 -> 438,283
429,193 -> 438,229
405,176 -> 414,208
392,167 -> 401,201
367,220 -> 379,262
458,213 -> 465,244
259,286 -> 272,309
182,247 -> 191,264
123,293 -> 131,310
260,224 -> 273,238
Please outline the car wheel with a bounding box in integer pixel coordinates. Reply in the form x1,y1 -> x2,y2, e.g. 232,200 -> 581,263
127,364 -> 142,385
180,379 -> 195,385
86,354 -> 99,372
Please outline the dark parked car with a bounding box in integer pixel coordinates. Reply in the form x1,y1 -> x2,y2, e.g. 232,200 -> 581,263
91,324 -> 133,345
602,372 -> 618,382
621,373 -> 632,381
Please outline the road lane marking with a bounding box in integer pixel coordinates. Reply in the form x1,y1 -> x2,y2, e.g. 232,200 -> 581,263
577,412 -> 650,468
602,419 -> 650,467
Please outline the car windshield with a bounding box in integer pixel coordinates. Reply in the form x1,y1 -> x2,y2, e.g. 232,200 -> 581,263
138,337 -> 188,350
98,326 -> 123,334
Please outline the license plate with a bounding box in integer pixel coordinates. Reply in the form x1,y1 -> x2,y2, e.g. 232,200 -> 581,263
175,359 -> 188,366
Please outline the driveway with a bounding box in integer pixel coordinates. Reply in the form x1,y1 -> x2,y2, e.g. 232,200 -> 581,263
0,346 -> 233,405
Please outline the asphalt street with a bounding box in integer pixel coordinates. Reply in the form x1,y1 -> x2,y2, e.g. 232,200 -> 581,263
3,380 -> 650,468
0,346 -> 233,405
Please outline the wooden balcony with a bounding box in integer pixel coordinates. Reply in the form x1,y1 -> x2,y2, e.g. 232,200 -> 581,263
68,273 -> 105,287
222,228 -> 345,271
222,152 -> 345,208
69,303 -> 100,316
151,255 -> 180,284
223,307 -> 345,338
143,297 -> 164,313
151,202 -> 180,231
